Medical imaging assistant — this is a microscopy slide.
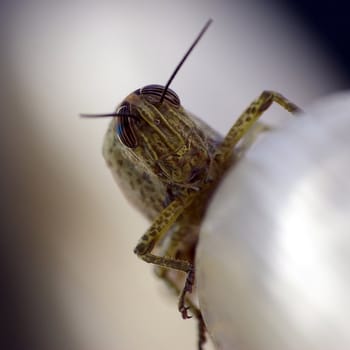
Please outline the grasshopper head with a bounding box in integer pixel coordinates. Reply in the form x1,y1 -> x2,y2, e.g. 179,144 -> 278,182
83,20 -> 214,189
110,84 -> 212,187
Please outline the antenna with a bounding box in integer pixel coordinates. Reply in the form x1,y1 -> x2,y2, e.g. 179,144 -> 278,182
80,113 -> 137,119
81,19 -> 213,118
80,113 -> 120,118
159,19 -> 213,104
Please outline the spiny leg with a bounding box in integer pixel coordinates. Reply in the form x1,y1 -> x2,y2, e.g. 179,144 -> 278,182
155,264 -> 196,319
155,267 -> 207,350
134,191 -> 198,318
134,196 -> 192,270
216,90 -> 302,163
159,215 -> 203,319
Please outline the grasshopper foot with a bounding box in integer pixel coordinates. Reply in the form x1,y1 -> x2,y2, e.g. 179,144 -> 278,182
178,265 -> 195,319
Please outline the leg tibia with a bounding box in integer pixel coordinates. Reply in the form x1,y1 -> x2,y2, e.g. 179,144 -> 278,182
216,90 -> 302,163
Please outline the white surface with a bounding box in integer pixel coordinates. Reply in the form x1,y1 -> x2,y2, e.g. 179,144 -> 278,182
197,92 -> 350,350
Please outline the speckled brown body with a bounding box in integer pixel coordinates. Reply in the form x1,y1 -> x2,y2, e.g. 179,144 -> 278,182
99,87 -> 300,350
79,18 -> 304,349
103,91 -> 226,264
103,105 -> 223,218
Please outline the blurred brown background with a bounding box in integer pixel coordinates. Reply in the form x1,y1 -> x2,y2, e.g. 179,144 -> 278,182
1,0 -> 347,349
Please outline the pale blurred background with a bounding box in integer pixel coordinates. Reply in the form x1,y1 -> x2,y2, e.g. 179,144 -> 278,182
1,0 -> 348,349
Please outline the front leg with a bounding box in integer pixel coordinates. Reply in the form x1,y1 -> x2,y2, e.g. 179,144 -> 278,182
155,268 -> 207,350
134,192 -> 197,318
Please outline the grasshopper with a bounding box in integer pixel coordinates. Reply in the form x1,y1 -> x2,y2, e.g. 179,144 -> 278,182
82,19 -> 301,350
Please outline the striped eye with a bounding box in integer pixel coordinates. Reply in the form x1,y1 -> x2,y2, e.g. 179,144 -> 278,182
115,102 -> 138,148
139,84 -> 180,106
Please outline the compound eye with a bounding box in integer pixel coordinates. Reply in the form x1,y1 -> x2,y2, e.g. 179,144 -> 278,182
115,102 -> 138,148
140,84 -> 180,106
